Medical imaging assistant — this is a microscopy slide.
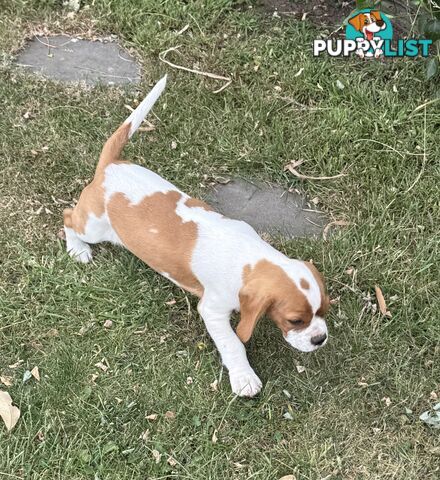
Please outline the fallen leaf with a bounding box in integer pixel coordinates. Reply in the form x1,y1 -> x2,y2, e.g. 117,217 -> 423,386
186,377 -> 193,385
152,449 -> 161,463
296,365 -> 306,374
283,389 -> 291,398
94,361 -> 108,372
8,360 -> 23,369
211,428 -> 218,443
35,430 -> 45,442
171,141 -> 177,149
283,412 -> 293,420
165,410 -> 175,420
103,320 -> 113,329
420,405 -> 440,429
336,79 -> 345,90
167,456 -> 177,466
382,397 -> 392,407
0,376 -> 13,387
23,111 -> 32,119
31,366 -> 40,382
279,475 -> 297,480
0,390 -> 20,431
375,286 -> 391,317
139,429 -> 149,441
210,379 -> 218,391
430,391 -> 438,400
145,413 -> 158,421
165,299 -> 176,305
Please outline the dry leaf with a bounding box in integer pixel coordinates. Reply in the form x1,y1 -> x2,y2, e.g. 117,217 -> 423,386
152,449 -> 161,464
94,361 -> 108,372
296,365 -> 306,374
382,396 -> 392,407
210,379 -> 219,391
8,360 -> 23,369
0,376 -> 13,387
171,141 -> 177,150
167,456 -> 177,467
279,476 -> 297,480
0,391 -> 20,431
103,320 -> 113,329
145,413 -> 158,420
186,377 -> 193,385
165,410 -> 175,420
430,391 -> 438,400
30,366 -> 40,382
375,286 -> 391,317
212,428 -> 218,444
139,430 -> 149,441
165,299 -> 176,305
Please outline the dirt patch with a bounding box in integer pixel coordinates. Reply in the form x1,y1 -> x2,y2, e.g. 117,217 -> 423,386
260,0 -> 354,29
260,0 -> 415,36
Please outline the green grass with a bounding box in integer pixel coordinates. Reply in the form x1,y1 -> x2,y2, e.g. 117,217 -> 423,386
1,1 -> 439,479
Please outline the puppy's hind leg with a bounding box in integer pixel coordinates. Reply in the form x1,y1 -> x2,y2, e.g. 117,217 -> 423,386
63,208 -> 93,264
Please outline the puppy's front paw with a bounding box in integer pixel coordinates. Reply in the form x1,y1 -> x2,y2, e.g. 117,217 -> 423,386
68,245 -> 93,263
229,369 -> 262,397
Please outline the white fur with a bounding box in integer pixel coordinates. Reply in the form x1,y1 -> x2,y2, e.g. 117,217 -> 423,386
125,75 -> 167,138
286,316 -> 328,353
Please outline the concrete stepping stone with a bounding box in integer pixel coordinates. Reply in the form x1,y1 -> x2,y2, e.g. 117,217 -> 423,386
16,35 -> 140,85
206,178 -> 328,239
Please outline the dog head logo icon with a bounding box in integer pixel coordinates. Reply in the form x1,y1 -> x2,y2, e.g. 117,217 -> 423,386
346,8 -> 393,57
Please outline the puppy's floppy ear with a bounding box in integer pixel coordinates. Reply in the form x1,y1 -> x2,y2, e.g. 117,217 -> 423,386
370,10 -> 382,21
348,13 -> 364,32
237,281 -> 272,343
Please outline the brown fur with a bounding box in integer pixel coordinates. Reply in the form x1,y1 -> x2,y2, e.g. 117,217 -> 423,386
184,197 -> 213,211
107,191 -> 204,297
236,260 -> 313,343
300,278 -> 310,290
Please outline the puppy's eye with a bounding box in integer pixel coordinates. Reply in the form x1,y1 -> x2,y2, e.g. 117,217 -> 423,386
288,319 -> 303,326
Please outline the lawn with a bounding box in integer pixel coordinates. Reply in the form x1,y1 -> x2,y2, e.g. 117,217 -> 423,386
0,1 -> 439,479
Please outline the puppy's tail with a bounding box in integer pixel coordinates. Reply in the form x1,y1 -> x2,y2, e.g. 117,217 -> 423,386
96,74 -> 167,173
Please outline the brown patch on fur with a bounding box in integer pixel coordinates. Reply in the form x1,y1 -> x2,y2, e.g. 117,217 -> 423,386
304,261 -> 329,317
184,197 -> 214,211
300,278 -> 310,290
237,260 -> 313,343
65,170 -> 106,234
63,121 -> 132,235
107,191 -> 204,297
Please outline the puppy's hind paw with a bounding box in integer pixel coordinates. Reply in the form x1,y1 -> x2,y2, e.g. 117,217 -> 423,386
229,369 -> 262,398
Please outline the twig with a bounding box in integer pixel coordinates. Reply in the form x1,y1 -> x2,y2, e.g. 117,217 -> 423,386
284,159 -> 347,181
323,220 -> 350,240
354,138 -> 405,158
158,45 -> 231,93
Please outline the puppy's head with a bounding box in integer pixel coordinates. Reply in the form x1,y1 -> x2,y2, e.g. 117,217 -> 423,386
349,11 -> 385,38
237,260 -> 329,352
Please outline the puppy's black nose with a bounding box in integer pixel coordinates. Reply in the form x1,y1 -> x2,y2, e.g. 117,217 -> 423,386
376,19 -> 384,27
311,333 -> 327,346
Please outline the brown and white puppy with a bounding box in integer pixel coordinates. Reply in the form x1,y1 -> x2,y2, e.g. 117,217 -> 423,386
63,76 -> 330,397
